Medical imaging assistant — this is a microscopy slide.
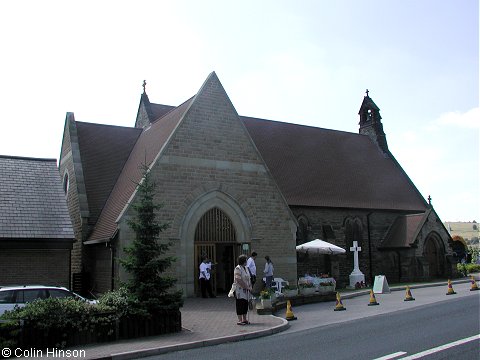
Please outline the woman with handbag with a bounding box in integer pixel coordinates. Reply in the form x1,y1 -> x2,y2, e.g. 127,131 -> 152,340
233,254 -> 252,325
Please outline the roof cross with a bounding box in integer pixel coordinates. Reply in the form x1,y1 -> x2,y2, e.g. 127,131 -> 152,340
142,80 -> 147,94
366,89 -> 369,97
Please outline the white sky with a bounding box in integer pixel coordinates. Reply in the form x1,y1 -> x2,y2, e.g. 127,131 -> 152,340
0,0 -> 478,222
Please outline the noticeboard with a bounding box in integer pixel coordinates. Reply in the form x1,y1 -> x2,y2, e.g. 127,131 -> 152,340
373,275 -> 391,294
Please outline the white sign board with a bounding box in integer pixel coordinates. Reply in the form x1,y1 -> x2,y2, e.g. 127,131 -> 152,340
373,275 -> 390,294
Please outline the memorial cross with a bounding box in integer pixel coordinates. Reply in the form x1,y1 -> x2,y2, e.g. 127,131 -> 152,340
350,241 -> 362,273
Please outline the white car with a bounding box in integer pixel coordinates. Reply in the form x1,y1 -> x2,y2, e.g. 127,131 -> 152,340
0,285 -> 96,316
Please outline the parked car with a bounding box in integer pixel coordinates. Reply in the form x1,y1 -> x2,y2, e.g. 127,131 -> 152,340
0,285 -> 96,316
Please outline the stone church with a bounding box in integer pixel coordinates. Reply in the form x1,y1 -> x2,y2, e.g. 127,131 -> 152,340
59,72 -> 455,297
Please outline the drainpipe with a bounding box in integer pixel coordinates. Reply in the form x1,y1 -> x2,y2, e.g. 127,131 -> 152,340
367,212 -> 373,285
109,241 -> 115,291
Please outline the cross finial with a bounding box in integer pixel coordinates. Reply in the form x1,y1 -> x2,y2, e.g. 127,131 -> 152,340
142,80 -> 147,94
428,195 -> 432,205
366,89 -> 370,97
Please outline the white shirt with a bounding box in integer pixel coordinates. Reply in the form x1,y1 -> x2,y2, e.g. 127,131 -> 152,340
246,257 -> 256,276
199,262 -> 210,280
264,262 -> 274,277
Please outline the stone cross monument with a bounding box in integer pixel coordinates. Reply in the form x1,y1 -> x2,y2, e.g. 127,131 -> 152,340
349,241 -> 365,288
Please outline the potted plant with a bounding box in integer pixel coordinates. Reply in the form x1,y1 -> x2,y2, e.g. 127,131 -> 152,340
258,289 -> 274,308
318,281 -> 335,294
282,285 -> 298,298
299,282 -> 316,296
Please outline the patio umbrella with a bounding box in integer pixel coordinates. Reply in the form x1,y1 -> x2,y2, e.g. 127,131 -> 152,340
296,239 -> 346,255
296,239 -> 346,278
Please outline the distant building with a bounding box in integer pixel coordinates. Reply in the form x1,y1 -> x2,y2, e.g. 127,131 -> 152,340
0,155 -> 75,287
59,72 -> 455,297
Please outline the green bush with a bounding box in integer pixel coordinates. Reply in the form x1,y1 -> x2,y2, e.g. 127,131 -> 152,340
457,263 -> 480,276
0,297 -> 116,348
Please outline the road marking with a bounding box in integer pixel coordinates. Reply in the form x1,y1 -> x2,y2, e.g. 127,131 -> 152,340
398,334 -> 480,359
373,351 -> 407,360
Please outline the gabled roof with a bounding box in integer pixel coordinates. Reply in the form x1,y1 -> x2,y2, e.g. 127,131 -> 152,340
379,212 -> 427,248
151,104 -> 175,121
241,117 -> 427,211
76,122 -> 142,227
76,77 -> 428,243
87,97 -> 194,242
0,155 -> 74,240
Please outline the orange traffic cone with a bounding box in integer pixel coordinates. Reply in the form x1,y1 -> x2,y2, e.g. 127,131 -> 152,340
446,279 -> 456,295
470,276 -> 479,292
285,300 -> 297,321
404,286 -> 415,301
368,290 -> 379,306
334,292 -> 346,311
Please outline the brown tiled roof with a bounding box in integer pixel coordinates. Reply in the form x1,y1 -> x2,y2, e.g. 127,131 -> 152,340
80,96 -> 427,242
380,212 -> 427,248
0,155 -> 74,241
241,117 -> 427,211
87,98 -> 193,242
76,122 -> 142,227
150,104 -> 175,121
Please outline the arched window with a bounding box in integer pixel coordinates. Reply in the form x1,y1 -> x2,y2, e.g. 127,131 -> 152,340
62,171 -> 69,195
345,217 -> 363,245
194,207 -> 236,243
296,215 -> 310,245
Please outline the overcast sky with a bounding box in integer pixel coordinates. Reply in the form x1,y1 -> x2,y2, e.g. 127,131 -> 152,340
0,1 -> 478,222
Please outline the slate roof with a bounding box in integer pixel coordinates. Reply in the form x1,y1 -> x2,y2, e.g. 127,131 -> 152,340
0,155 -> 75,240
76,86 -> 427,243
379,212 -> 427,248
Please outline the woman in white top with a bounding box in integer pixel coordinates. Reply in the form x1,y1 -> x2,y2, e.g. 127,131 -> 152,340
234,254 -> 252,325
264,255 -> 274,289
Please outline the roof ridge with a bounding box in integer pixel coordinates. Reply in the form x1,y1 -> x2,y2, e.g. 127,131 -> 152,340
75,121 -> 140,130
0,155 -> 57,162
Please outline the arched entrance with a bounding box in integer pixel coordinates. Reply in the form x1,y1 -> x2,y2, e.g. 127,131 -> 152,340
180,190 -> 252,297
424,234 -> 445,279
194,207 -> 247,295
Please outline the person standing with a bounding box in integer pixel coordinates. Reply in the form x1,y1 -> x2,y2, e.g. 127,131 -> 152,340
199,257 -> 215,298
234,254 -> 252,325
264,255 -> 274,289
246,252 -> 257,285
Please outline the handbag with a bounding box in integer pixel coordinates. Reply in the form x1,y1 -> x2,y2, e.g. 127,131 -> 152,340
228,283 -> 237,298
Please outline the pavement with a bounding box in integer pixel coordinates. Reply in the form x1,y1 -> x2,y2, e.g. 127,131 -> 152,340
24,275 -> 479,360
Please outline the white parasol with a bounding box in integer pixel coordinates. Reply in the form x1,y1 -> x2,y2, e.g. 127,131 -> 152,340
296,239 -> 346,255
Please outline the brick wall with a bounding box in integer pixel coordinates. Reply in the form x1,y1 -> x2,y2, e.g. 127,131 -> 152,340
0,249 -> 70,287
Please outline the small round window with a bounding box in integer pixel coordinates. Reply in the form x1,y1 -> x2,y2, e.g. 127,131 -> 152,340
63,172 -> 69,195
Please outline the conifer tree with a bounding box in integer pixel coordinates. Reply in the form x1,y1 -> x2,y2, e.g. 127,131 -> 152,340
121,164 -> 182,313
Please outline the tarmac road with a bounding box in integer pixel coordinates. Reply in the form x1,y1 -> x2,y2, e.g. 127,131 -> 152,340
144,284 -> 479,360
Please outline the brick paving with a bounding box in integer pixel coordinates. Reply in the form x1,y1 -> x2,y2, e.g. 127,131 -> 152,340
70,296 -> 288,360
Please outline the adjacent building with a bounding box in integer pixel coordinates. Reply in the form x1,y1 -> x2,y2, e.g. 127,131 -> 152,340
0,155 -> 75,287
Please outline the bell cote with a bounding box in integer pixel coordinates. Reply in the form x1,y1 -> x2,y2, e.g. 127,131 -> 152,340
358,90 -> 389,153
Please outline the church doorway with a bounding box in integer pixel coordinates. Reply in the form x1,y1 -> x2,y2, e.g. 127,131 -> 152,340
424,235 -> 445,279
193,207 -> 248,296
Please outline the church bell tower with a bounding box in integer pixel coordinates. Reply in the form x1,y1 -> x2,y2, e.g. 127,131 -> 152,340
358,90 -> 389,154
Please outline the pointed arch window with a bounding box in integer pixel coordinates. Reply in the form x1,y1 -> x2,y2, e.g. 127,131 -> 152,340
62,171 -> 69,195
194,207 -> 236,243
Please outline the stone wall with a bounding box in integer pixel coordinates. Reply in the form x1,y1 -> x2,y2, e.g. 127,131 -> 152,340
59,114 -> 89,287
290,206 -> 449,287
115,74 -> 297,296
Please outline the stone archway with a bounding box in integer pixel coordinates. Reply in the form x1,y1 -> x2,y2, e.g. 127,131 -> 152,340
423,233 -> 445,279
180,190 -> 252,297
